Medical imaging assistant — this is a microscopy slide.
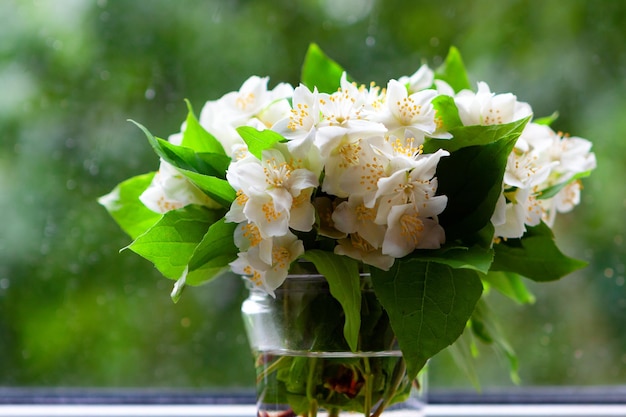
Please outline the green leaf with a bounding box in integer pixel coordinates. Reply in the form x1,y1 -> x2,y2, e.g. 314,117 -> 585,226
169,218 -> 238,302
181,99 -> 227,155
430,117 -> 530,242
533,111 -> 559,126
236,126 -> 285,160
98,173 -> 161,240
435,136 -> 518,242
301,43 -> 346,93
424,116 -> 531,154
371,260 -> 483,379
435,46 -> 471,93
302,250 -> 361,352
482,271 -> 536,305
432,95 -> 463,132
537,169 -> 592,200
151,134 -> 230,179
491,222 -> 588,282
127,205 -> 221,280
412,245 -> 494,274
129,119 -> 236,206
130,119 -> 230,178
176,170 -> 236,207
186,218 -> 238,285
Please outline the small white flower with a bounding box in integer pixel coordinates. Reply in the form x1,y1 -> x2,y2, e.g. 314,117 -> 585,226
272,85 -> 320,151
493,187 -> 543,239
230,231 -> 304,296
503,148 -> 556,190
199,76 -> 294,157
382,203 -> 446,258
139,160 -> 220,213
398,64 -> 435,93
493,122 -> 596,238
225,147 -> 318,238
455,81 -> 532,126
374,148 -> 449,224
332,195 -> 387,249
373,79 -> 439,139
334,135 -> 388,203
315,74 -> 388,158
335,234 -> 395,271
540,180 -> 582,227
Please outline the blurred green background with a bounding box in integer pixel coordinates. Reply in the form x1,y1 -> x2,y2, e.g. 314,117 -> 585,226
1,0 -> 625,391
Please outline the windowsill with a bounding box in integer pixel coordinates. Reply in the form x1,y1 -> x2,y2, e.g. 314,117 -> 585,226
1,387 -> 626,416
1,404 -> 626,417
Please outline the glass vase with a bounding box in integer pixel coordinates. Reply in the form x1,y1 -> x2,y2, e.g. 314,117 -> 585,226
241,268 -> 427,417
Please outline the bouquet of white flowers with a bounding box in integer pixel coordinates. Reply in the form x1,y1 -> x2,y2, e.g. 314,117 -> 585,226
100,44 -> 595,412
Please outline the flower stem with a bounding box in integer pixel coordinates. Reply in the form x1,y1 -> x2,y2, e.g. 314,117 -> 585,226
306,356 -> 319,417
256,354 -> 288,384
362,356 -> 373,416
370,358 -> 406,417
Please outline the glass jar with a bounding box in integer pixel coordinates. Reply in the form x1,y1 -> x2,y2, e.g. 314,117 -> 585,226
241,270 -> 426,417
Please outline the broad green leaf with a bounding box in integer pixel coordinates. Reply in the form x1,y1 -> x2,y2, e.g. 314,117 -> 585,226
435,46 -> 471,93
129,118 -> 236,206
411,245 -> 494,274
482,271 -> 536,305
181,99 -> 227,155
236,126 -> 285,160
302,250 -> 361,352
98,173 -> 161,240
424,116 -> 531,154
153,135 -> 230,179
537,169 -> 592,200
186,218 -> 238,285
491,222 -> 588,281
371,260 -> 483,379
170,218 -> 238,302
127,205 -> 221,280
130,119 -> 231,178
432,95 -> 463,132
435,135 -> 518,241
301,43 -> 346,93
174,169 -> 236,208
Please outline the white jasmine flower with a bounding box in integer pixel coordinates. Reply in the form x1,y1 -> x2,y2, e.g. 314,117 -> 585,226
398,64 -> 435,93
272,85 -> 320,153
335,135 -> 388,203
139,160 -> 220,213
540,180 -> 582,227
493,122 -> 596,238
373,79 -> 439,139
382,203 -> 446,258
504,148 -> 556,190
434,79 -> 456,96
455,81 -> 532,126
316,73 -> 388,149
199,76 -> 294,157
376,133 -> 429,170
374,148 -> 449,224
493,187 -> 543,239
225,148 -> 318,238
230,231 -> 304,297
332,195 -> 387,249
546,133 -> 597,182
335,234 -> 395,271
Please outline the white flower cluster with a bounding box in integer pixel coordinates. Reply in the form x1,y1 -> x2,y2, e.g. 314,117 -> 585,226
139,67 -> 595,295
